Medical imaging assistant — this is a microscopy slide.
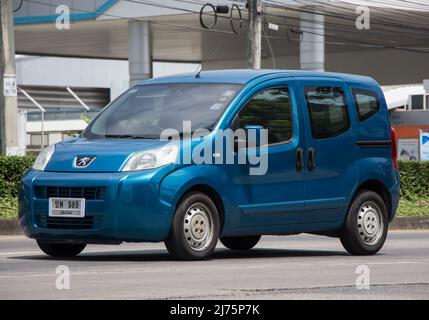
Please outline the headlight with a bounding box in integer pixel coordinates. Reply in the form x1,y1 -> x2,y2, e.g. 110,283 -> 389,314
32,144 -> 55,171
122,144 -> 178,172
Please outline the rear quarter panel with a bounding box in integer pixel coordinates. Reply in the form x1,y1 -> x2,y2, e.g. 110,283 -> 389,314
345,80 -> 399,218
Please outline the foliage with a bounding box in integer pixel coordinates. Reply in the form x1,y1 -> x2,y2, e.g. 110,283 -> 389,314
398,161 -> 429,200
0,156 -> 35,198
1,157 -> 429,219
0,197 -> 18,220
397,197 -> 429,217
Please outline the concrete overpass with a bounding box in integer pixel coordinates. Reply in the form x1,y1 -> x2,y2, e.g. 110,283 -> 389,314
12,0 -> 429,86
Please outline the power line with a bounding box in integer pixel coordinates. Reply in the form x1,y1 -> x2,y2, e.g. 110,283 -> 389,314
19,0 -> 429,56
216,0 -> 429,45
370,0 -> 429,10
245,0 -> 429,47
13,0 -> 23,13
402,0 -> 429,6
122,0 -> 429,39
293,0 -> 429,20
262,14 -> 276,68
262,0 -> 429,33
261,5 -> 429,42
260,0 -> 429,46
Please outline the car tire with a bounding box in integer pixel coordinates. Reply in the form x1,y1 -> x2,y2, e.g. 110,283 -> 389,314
340,190 -> 388,255
220,235 -> 261,250
37,241 -> 86,258
165,192 -> 220,260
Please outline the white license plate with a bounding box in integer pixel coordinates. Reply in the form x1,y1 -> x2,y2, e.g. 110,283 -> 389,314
48,198 -> 85,218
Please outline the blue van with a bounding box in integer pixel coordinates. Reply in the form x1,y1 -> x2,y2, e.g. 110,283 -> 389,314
19,70 -> 400,260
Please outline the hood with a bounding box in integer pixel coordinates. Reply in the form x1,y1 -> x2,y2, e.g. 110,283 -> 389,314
45,137 -> 168,173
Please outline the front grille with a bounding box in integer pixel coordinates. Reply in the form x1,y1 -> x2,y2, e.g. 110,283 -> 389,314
35,186 -> 106,200
33,186 -> 105,230
35,214 -> 102,230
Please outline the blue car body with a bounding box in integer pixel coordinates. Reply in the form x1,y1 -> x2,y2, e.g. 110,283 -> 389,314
19,70 -> 400,244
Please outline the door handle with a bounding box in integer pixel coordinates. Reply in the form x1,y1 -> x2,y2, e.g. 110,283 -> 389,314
296,148 -> 304,172
307,147 -> 316,171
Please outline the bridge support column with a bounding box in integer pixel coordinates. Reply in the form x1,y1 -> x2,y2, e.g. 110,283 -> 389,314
128,20 -> 152,86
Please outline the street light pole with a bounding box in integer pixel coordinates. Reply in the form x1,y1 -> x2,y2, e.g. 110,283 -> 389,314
247,0 -> 262,69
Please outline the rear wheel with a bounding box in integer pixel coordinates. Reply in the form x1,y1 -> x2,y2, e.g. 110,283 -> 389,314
37,241 -> 86,258
165,192 -> 220,260
340,190 -> 388,255
220,235 -> 261,250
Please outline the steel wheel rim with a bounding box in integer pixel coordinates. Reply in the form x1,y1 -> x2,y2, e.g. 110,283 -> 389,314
183,203 -> 214,251
357,201 -> 384,246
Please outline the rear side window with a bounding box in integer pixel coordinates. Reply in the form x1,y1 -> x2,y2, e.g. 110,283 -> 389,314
352,88 -> 381,121
235,87 -> 292,144
304,87 -> 350,139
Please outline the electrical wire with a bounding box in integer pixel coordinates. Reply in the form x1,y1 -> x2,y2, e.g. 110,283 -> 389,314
230,3 -> 243,34
262,0 -> 429,33
126,0 -> 429,50
288,0 -> 429,23
199,3 -> 217,29
260,0 -> 429,46
13,0 -> 23,13
20,0 -> 429,56
262,15 -> 276,68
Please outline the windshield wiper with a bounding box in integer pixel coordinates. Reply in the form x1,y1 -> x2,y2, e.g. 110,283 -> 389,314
130,135 -> 158,139
105,134 -> 158,139
105,134 -> 135,139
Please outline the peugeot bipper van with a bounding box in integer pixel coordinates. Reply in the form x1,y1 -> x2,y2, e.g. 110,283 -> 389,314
19,70 -> 400,260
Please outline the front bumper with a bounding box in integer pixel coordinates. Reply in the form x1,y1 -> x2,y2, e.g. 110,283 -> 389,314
18,169 -> 174,243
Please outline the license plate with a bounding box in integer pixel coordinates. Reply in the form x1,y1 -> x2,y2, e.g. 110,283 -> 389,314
49,198 -> 85,218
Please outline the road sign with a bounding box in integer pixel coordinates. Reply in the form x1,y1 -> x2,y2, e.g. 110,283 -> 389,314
3,74 -> 17,96
420,130 -> 429,161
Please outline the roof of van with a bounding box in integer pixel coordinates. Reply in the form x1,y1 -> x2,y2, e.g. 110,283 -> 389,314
139,69 -> 378,86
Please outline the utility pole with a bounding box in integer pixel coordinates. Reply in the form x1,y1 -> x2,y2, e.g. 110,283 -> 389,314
0,0 -> 18,155
247,0 -> 262,69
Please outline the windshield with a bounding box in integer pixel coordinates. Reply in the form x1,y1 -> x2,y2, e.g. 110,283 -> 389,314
83,83 -> 243,139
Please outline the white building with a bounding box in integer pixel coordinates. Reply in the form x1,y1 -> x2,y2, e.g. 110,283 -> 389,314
16,55 -> 198,152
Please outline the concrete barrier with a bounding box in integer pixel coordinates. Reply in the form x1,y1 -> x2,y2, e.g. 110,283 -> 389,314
0,219 -> 22,235
0,216 -> 428,236
389,216 -> 429,230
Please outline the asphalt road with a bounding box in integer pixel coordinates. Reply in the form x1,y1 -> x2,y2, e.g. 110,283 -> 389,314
1,231 -> 429,299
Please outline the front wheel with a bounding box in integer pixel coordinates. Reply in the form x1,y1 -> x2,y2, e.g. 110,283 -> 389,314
37,241 -> 86,258
165,192 -> 220,260
220,235 -> 261,250
340,190 -> 388,255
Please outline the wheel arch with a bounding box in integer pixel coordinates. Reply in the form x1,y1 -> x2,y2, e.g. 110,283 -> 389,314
176,184 -> 226,233
352,179 -> 392,220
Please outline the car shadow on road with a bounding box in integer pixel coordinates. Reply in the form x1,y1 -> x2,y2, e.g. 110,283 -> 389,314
9,247 -> 349,262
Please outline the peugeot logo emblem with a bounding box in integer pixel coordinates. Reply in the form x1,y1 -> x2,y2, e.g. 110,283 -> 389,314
74,156 -> 96,168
